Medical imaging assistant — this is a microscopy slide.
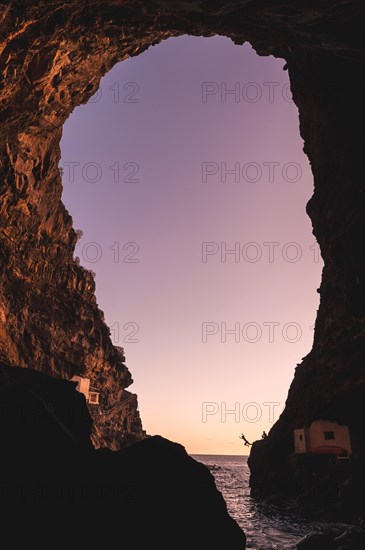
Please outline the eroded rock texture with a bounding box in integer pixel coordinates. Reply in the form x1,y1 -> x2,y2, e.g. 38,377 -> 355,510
0,0 -> 364,514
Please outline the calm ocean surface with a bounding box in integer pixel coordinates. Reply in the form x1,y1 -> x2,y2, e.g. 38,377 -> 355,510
191,454 -> 352,550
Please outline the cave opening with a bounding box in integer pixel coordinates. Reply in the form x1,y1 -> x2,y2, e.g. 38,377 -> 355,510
1,3 -> 362,548
60,35 -> 323,457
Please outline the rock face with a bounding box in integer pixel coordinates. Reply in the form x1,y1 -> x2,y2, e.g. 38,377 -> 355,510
0,362 -> 246,549
296,529 -> 365,550
0,0 -> 364,516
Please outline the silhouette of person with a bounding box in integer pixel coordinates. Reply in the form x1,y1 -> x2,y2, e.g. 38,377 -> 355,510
239,434 -> 252,447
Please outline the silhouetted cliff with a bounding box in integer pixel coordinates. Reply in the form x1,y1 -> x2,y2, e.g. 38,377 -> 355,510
0,362 -> 246,549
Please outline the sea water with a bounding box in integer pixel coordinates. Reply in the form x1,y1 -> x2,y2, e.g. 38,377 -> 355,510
191,454 -> 353,550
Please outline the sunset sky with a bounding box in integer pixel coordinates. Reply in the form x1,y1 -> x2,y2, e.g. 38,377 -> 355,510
60,35 -> 323,455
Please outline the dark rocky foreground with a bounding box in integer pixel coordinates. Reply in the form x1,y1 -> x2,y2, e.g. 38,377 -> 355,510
296,529 -> 365,550
0,362 -> 246,549
249,442 -> 364,522
0,0 -> 364,524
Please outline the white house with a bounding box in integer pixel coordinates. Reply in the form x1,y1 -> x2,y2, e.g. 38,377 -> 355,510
71,375 -> 99,405
294,420 -> 351,457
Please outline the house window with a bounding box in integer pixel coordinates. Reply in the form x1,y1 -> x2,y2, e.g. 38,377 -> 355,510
324,431 -> 335,440
299,434 -> 303,441
88,392 -> 99,405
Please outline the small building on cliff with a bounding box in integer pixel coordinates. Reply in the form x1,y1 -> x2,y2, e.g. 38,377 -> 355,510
294,420 -> 351,457
71,375 -> 99,405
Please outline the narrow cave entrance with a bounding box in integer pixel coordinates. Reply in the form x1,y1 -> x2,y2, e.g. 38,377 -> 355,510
60,35 -> 323,458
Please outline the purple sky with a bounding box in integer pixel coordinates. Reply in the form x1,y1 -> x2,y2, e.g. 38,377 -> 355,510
60,36 -> 323,455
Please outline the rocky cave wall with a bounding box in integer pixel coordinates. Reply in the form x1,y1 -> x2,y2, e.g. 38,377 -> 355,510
0,0 -> 364,501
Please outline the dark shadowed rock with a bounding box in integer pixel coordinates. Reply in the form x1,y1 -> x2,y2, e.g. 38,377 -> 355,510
0,362 -> 246,549
296,529 -> 365,550
296,532 -> 338,550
